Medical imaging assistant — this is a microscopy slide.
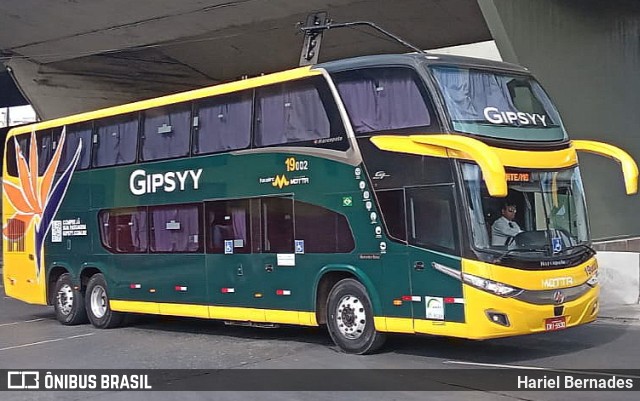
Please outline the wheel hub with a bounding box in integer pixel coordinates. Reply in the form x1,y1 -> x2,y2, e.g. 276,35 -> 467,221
336,295 -> 367,339
90,285 -> 107,319
56,284 -> 74,316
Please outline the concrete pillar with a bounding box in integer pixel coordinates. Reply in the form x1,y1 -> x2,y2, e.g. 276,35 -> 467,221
478,0 -> 640,241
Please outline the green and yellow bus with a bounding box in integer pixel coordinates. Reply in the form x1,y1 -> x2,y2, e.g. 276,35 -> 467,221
3,53 -> 637,354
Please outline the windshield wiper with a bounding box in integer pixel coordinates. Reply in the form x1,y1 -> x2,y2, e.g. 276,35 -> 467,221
494,247 -> 548,264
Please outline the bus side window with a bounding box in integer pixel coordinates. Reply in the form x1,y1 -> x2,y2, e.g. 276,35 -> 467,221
405,185 -> 459,254
375,189 -> 407,242
261,197 -> 293,253
149,204 -> 203,253
254,78 -> 333,147
93,113 -> 138,167
56,122 -> 93,172
193,91 -> 252,155
5,133 -> 30,177
36,129 -> 53,175
333,67 -> 436,135
205,199 -> 251,254
98,208 -> 148,253
141,103 -> 191,161
294,200 -> 355,253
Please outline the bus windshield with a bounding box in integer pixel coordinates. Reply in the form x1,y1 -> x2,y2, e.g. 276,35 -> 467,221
430,66 -> 567,142
462,163 -> 590,257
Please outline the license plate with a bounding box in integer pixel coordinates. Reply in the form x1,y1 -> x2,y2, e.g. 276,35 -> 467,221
545,316 -> 566,331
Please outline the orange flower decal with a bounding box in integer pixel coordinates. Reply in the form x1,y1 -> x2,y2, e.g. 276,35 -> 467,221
3,129 -> 66,239
3,127 -> 82,279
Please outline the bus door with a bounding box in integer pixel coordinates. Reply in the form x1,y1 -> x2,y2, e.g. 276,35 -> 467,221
204,198 -> 265,320
405,185 -> 466,327
254,196 -> 307,323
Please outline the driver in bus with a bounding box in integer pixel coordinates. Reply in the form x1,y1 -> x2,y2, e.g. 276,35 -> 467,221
491,202 -> 523,246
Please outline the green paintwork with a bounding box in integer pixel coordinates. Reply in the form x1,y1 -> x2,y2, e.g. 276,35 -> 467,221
45,150 -> 464,323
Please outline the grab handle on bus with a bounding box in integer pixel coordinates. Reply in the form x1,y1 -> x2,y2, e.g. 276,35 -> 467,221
413,261 -> 425,271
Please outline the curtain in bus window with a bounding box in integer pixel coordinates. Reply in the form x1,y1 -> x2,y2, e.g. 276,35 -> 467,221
431,67 -> 517,121
141,104 -> 191,161
150,205 -> 201,252
5,134 -> 30,177
206,200 -> 251,253
93,115 -> 138,167
255,81 -> 330,146
195,94 -> 252,154
58,124 -> 92,172
334,68 -> 431,134
231,208 -> 247,245
16,135 -> 30,163
98,208 -> 148,253
99,211 -> 111,249
37,131 -> 52,175
130,210 -> 148,251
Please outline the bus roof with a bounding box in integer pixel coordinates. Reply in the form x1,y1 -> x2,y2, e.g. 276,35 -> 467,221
6,52 -> 529,140
316,52 -> 529,74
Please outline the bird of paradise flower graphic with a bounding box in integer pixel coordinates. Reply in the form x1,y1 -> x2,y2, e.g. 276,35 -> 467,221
3,127 -> 83,281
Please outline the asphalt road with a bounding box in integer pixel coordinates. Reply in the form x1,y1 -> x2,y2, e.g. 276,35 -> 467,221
2,275 -> 640,400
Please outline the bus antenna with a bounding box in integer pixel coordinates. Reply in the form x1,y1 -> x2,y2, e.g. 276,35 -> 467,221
298,12 -> 427,66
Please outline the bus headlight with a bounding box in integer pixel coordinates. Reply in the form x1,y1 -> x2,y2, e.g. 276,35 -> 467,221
586,270 -> 599,287
462,273 -> 523,297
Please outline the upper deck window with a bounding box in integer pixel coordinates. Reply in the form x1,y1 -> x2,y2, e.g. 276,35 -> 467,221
193,91 -> 252,155
36,129 -> 53,175
333,67 -> 436,135
93,114 -> 139,167
5,133 -> 30,177
430,66 -> 567,141
141,103 -> 191,161
56,122 -> 92,172
254,77 -> 347,150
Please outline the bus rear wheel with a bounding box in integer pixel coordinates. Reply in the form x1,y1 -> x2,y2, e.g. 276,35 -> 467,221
53,273 -> 88,325
326,278 -> 386,354
85,273 -> 124,329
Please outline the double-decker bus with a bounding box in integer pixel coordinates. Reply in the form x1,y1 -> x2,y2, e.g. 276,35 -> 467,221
3,52 -> 637,354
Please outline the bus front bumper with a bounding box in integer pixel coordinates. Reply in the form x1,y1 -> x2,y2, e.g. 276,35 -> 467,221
376,284 -> 599,339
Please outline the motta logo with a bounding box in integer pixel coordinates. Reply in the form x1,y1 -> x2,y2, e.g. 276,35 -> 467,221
272,175 -> 290,189
483,107 -> 548,127
542,276 -> 574,289
129,168 -> 203,196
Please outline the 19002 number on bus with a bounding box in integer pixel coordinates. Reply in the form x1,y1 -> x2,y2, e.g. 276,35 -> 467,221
285,157 -> 308,172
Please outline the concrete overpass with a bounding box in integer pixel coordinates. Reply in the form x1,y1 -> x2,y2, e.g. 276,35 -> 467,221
0,0 -> 490,119
0,0 -> 639,244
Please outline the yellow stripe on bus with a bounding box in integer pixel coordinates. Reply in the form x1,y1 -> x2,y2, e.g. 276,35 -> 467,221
109,300 -> 318,326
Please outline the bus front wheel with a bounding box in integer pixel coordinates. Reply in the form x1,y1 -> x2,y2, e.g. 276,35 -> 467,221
326,278 -> 386,354
53,273 -> 88,325
85,273 -> 124,329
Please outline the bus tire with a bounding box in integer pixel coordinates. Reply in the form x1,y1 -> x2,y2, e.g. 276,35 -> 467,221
85,273 -> 124,329
326,278 -> 386,354
53,273 -> 88,325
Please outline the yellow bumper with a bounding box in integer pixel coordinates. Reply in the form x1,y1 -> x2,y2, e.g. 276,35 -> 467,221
376,284 -> 599,339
